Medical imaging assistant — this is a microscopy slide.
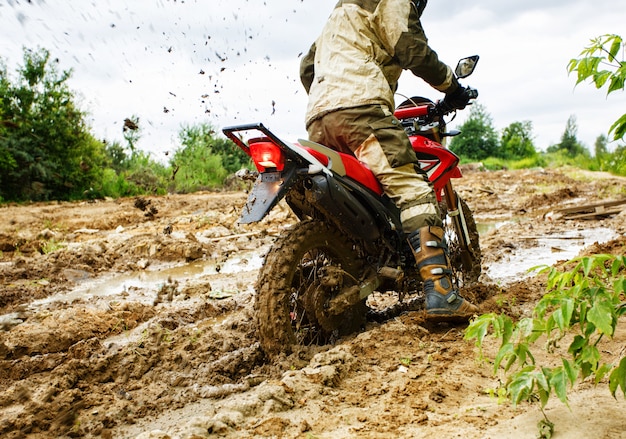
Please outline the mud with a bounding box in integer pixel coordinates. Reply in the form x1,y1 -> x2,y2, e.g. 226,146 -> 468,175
1,167 -> 625,439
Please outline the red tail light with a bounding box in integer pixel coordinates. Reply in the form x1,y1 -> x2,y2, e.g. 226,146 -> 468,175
249,141 -> 285,172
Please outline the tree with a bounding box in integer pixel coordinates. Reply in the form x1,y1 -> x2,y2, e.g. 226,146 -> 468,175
547,115 -> 588,157
449,103 -> 499,160
0,48 -> 107,201
499,121 -> 537,160
568,34 -> 626,141
594,134 -> 609,158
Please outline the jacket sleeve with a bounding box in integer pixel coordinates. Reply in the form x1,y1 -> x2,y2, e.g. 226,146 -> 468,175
393,4 -> 458,94
300,42 -> 317,94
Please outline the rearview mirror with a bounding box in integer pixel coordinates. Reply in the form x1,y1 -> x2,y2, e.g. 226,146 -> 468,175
455,55 -> 479,79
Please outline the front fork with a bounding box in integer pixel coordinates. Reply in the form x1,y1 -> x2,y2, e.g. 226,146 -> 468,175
442,181 -> 473,270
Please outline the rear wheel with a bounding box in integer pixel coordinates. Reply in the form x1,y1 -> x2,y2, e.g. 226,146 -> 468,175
254,220 -> 367,356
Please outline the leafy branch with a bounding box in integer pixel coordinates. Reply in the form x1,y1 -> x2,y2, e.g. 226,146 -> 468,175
567,34 -> 626,141
465,254 -> 626,415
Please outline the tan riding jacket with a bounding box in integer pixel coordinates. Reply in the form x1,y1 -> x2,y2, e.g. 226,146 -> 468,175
300,0 -> 457,127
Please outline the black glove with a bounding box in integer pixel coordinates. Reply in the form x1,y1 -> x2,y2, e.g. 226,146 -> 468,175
441,85 -> 475,113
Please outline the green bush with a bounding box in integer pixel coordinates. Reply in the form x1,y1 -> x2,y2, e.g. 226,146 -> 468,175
0,48 -> 108,201
170,124 -> 250,193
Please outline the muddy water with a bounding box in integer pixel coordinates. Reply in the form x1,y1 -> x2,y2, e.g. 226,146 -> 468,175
0,247 -> 267,338
27,249 -> 266,309
22,224 -> 615,314
484,226 -> 618,282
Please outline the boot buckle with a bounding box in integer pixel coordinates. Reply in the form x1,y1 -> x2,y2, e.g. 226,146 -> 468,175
446,292 -> 458,304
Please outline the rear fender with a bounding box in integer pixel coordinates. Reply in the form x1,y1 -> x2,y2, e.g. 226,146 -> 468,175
239,166 -> 298,224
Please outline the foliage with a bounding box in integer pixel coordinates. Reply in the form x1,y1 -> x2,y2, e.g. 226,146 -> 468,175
465,254 -> 626,417
568,34 -> 626,141
594,134 -> 609,158
546,115 -> 589,157
170,124 -> 250,193
0,48 -> 108,201
481,154 -> 547,171
96,124 -> 170,198
540,149 -> 597,172
449,103 -> 499,160
499,121 -> 538,160
602,144 -> 626,176
122,150 -> 170,196
105,140 -> 130,173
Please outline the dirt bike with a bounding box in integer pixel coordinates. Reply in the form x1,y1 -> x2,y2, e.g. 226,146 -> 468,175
223,56 -> 482,356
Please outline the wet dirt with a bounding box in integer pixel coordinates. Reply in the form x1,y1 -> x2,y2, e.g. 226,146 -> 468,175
1,167 -> 626,439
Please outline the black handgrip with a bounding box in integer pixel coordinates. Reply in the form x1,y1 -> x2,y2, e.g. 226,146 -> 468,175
466,87 -> 479,100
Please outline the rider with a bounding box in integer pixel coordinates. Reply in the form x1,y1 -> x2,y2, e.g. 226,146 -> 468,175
300,0 -> 479,320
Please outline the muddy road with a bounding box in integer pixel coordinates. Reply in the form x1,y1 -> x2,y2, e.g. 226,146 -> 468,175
1,167 -> 625,439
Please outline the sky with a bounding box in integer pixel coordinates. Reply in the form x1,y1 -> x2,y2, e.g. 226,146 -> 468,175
1,0 -> 624,161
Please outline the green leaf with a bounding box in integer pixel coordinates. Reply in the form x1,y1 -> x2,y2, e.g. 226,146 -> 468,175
567,58 -> 579,74
538,388 -> 551,410
536,369 -> 551,392
464,313 -> 496,345
496,314 -> 515,345
614,277 -> 626,295
593,71 -> 612,88
562,358 -> 579,385
609,113 -> 626,141
552,298 -> 574,332
609,357 -> 626,398
579,302 -> 590,333
595,363 -> 613,385
549,367 -> 570,405
568,335 -> 586,357
509,369 -> 536,406
608,75 -> 625,94
518,317 -> 535,338
581,361 -> 593,380
494,342 -> 515,372
581,345 -> 601,371
514,343 -> 535,368
580,257 -> 591,276
608,37 -> 623,61
587,299 -> 615,336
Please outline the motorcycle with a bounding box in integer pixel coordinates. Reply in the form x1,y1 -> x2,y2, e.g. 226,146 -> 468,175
223,56 -> 482,356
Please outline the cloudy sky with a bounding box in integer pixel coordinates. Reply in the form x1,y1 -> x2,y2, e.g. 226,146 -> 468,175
1,0 -> 624,160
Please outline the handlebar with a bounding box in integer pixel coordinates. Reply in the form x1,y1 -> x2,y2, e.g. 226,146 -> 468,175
393,87 -> 478,123
393,105 -> 430,120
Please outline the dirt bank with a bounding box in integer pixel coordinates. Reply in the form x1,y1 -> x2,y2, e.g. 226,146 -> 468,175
1,167 -> 625,439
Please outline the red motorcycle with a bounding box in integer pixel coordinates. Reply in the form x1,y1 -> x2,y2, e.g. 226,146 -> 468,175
223,56 -> 481,356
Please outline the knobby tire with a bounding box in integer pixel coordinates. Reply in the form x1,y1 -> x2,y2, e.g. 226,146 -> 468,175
254,220 -> 366,357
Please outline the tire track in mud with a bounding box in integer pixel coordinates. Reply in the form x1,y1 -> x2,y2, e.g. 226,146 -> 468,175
0,292 -> 266,438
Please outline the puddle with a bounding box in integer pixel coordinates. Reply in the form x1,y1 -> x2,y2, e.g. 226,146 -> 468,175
485,227 -> 618,282
476,220 -> 513,235
28,249 -> 266,310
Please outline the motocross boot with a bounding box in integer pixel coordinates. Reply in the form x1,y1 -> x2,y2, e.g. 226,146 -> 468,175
408,226 -> 479,321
